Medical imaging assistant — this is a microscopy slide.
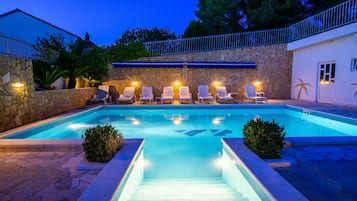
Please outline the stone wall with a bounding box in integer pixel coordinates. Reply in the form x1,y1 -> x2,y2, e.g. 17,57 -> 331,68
29,88 -> 96,123
107,44 -> 292,100
0,56 -> 97,132
0,57 -> 33,131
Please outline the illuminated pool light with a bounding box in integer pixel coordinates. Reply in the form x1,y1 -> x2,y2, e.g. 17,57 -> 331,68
68,123 -> 93,130
132,119 -> 140,125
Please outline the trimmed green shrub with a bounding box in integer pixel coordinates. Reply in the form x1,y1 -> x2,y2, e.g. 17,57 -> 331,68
243,118 -> 285,159
82,124 -> 124,162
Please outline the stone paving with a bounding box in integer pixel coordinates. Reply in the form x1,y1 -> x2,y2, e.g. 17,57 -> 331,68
0,151 -> 101,201
276,145 -> 357,201
272,100 -> 357,201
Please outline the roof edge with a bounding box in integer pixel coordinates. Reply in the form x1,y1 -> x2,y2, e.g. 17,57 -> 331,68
0,8 -> 82,41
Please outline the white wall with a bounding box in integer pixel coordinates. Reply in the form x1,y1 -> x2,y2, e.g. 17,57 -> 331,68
291,34 -> 357,105
0,11 -> 78,44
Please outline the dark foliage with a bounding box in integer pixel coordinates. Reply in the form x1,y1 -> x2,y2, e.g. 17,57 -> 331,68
243,118 -> 285,159
82,124 -> 124,162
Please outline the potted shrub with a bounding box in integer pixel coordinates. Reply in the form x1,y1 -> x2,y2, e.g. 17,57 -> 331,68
243,118 -> 285,159
82,124 -> 124,162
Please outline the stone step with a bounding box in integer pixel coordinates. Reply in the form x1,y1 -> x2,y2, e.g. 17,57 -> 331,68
129,178 -> 248,201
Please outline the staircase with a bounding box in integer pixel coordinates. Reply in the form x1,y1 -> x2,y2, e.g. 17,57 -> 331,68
129,178 -> 249,201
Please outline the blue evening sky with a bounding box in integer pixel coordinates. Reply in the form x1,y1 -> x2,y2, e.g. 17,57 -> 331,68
0,0 -> 198,45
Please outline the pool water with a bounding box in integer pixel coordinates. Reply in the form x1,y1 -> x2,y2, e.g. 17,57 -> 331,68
3,105 -> 356,200
5,106 -> 356,140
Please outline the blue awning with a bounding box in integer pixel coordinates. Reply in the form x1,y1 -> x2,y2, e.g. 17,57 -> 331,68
112,62 -> 256,69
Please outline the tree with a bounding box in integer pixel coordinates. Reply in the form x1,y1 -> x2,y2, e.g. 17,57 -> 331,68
34,33 -> 108,89
78,46 -> 108,86
33,34 -> 67,90
183,20 -> 208,38
109,42 -> 151,61
116,27 -> 177,45
245,0 -> 303,30
302,0 -> 347,15
187,0 -> 347,37
32,60 -> 67,90
194,0 -> 246,35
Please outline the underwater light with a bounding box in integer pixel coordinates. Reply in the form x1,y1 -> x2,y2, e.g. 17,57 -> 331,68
173,119 -> 182,125
68,123 -> 93,130
132,120 -> 140,125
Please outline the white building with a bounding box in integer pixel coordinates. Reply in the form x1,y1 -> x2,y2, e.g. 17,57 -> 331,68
288,22 -> 357,106
0,9 -> 82,90
0,8 -> 79,44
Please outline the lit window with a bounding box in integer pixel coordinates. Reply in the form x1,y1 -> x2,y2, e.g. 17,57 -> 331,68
351,58 -> 357,72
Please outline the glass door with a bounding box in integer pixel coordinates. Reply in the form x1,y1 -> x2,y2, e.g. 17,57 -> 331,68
318,62 -> 336,103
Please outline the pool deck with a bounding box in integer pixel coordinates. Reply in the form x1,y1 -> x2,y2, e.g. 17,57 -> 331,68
0,99 -> 356,200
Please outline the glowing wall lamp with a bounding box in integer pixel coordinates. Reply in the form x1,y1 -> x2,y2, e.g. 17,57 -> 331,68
213,81 -> 221,86
253,80 -> 263,92
173,80 -> 181,87
13,82 -> 24,88
131,81 -> 139,87
253,81 -> 262,86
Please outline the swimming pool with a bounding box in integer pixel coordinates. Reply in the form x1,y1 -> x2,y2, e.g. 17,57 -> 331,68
2,104 -> 356,200
3,104 -> 356,140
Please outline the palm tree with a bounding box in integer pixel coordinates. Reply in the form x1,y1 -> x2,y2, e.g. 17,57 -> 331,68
295,78 -> 311,99
32,60 -> 67,90
352,83 -> 357,98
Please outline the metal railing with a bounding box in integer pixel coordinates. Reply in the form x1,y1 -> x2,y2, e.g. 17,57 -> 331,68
0,33 -> 37,59
144,28 -> 290,55
145,0 -> 357,55
289,0 -> 357,41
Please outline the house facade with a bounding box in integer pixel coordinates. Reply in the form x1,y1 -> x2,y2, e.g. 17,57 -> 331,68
0,9 -> 79,44
288,22 -> 357,106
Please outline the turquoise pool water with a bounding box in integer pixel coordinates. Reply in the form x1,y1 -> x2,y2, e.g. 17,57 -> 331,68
3,105 -> 356,200
4,105 -> 356,140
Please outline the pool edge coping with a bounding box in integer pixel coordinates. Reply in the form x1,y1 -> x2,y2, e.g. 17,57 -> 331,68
222,138 -> 309,201
78,138 -> 144,201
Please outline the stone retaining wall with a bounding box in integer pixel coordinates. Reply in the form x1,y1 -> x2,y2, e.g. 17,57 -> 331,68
0,56 -> 96,132
29,88 -> 96,123
108,44 -> 292,101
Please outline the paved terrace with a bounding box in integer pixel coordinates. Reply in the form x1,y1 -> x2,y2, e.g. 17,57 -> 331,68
0,99 -> 356,201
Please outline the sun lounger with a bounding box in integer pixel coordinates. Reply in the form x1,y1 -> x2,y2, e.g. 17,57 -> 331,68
139,86 -> 154,104
178,86 -> 192,104
216,86 -> 234,103
161,86 -> 174,104
117,87 -> 135,103
245,84 -> 268,103
89,85 -> 109,104
197,85 -> 214,104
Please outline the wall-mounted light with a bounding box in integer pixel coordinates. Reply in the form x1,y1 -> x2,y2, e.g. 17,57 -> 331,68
213,81 -> 221,86
131,81 -> 139,87
13,82 -> 24,88
173,80 -> 181,87
253,81 -> 262,86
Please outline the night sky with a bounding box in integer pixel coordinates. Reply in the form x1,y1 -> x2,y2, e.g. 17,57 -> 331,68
0,0 -> 198,45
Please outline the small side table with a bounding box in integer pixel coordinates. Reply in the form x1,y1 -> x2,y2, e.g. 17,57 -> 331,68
155,96 -> 161,104
229,92 -> 240,102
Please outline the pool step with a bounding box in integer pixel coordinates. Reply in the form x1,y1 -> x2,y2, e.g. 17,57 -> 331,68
129,178 -> 248,201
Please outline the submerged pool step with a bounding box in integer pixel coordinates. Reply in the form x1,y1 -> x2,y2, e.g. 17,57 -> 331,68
129,178 -> 248,201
